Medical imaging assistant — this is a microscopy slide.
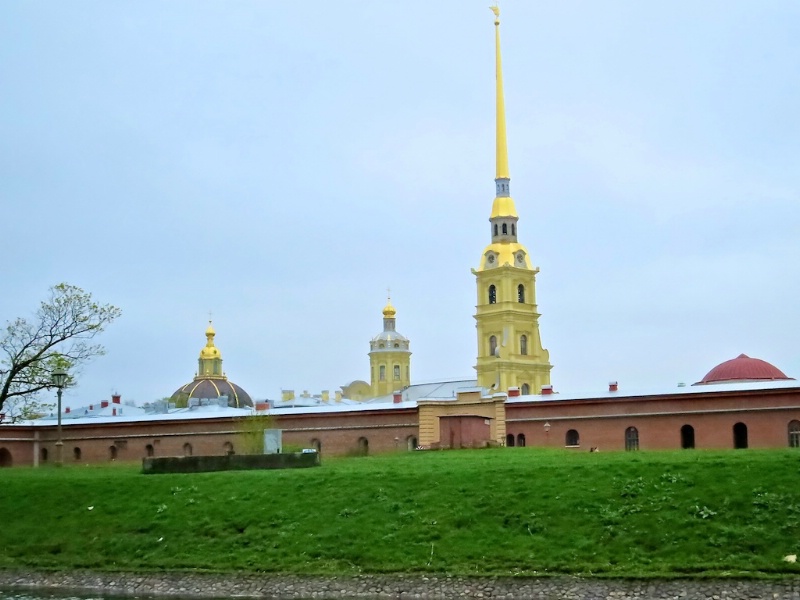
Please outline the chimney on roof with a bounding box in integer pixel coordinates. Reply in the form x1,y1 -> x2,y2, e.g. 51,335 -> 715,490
65,407 -> 70,414
541,385 -> 553,396
321,390 -> 329,403
609,381 -> 619,392
89,404 -> 94,411
112,394 -> 121,404
335,391 -> 342,403
112,408 -> 117,416
100,400 -> 109,408
508,386 -> 520,397
393,392 -> 402,404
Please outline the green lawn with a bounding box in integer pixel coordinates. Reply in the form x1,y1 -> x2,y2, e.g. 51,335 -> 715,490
2,448 -> 800,578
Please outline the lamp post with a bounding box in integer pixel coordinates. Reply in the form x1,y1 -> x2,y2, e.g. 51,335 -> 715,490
543,421 -> 551,446
51,368 -> 68,466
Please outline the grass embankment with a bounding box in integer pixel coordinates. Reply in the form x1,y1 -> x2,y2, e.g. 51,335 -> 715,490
2,449 -> 800,578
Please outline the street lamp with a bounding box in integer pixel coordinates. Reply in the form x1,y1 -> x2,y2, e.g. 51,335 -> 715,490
51,368 -> 68,466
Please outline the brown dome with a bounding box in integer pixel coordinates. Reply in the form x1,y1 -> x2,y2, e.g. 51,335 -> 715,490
696,354 -> 793,385
171,377 -> 253,408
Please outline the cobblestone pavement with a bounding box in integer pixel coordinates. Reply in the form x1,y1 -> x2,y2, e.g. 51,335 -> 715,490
1,570 -> 799,599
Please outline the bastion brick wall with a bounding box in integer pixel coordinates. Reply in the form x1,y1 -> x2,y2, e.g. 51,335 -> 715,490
506,387 -> 800,451
2,386 -> 800,467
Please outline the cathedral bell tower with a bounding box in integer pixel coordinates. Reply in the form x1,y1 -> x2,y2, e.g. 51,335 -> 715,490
472,6 -> 552,394
369,296 -> 411,398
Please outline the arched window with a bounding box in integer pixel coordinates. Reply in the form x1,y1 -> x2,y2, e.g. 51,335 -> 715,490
517,433 -> 526,447
566,429 -> 580,447
73,447 -> 82,461
789,421 -> 800,448
488,285 -> 497,304
733,423 -> 748,449
407,436 -> 417,451
0,448 -> 12,468
517,284 -> 525,303
521,383 -> 530,395
511,223 -> 516,236
520,335 -> 528,355
357,437 -> 369,456
145,444 -> 154,457
183,443 -> 193,457
493,224 -> 498,236
681,425 -> 695,449
109,445 -> 118,460
625,427 -> 639,451
40,448 -> 48,463
502,223 -> 508,235
379,365 -> 386,381
489,335 -> 497,357
393,364 -> 400,380
223,441 -> 234,455
506,433 -> 515,447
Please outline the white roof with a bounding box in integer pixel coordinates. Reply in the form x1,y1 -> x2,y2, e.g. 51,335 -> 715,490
20,402 -> 251,426
11,379 -> 797,427
506,378 -> 800,404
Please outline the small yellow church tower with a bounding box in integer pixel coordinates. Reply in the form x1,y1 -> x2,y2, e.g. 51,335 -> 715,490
369,296 -> 411,397
198,320 -> 224,377
472,6 -> 552,394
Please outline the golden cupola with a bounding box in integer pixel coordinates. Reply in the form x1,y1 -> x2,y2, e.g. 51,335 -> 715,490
198,320 -> 223,372
170,319 -> 254,408
382,298 -> 397,319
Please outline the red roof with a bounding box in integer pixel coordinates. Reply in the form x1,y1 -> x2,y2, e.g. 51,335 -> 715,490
697,354 -> 792,385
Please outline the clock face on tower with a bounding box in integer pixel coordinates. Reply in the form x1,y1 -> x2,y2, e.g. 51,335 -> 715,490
487,254 -> 495,264
516,253 -> 525,265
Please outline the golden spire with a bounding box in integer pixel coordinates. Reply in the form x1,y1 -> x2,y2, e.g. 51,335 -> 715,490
492,4 -> 509,181
488,4 -> 518,220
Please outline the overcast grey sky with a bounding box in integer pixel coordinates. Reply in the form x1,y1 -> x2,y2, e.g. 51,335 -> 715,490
1,1 -> 798,407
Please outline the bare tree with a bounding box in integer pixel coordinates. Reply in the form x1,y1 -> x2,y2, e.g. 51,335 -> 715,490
0,283 -> 121,414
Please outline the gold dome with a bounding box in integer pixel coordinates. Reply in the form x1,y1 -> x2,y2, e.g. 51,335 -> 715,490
475,241 -> 532,271
199,346 -> 220,359
383,299 -> 396,318
199,320 -> 221,360
490,195 -> 519,219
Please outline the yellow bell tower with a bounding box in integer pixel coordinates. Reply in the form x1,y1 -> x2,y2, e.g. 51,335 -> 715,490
369,296 -> 411,397
472,6 -> 552,394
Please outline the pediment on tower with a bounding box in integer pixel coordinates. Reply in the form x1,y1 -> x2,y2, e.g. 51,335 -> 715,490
513,249 -> 527,268
483,250 -> 499,269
